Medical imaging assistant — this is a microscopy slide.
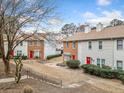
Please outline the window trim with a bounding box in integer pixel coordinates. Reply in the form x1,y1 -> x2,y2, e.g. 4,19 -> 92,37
99,41 -> 102,49
72,41 -> 76,49
117,60 -> 123,70
97,58 -> 100,67
88,41 -> 92,50
66,42 -> 69,48
117,39 -> 123,50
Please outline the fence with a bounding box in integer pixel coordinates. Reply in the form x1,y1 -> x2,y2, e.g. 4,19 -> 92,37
23,67 -> 63,87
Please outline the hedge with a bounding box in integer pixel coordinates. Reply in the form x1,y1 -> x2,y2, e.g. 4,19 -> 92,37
66,60 -> 80,69
81,64 -> 124,84
14,56 -> 28,60
46,54 -> 62,60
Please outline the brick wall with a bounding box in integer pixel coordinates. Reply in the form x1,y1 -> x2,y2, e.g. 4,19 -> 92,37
28,40 -> 44,60
63,41 -> 78,60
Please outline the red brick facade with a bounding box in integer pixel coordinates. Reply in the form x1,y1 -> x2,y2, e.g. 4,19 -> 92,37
63,41 -> 78,60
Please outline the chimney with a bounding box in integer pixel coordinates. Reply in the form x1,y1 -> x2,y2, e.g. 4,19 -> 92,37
96,22 -> 103,32
84,25 -> 91,33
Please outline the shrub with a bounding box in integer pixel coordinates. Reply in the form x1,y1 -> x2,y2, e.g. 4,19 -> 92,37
102,65 -> 111,69
23,85 -> 33,93
35,56 -> 39,59
46,54 -> 62,60
81,64 -> 124,84
66,60 -> 80,69
22,56 -> 28,60
14,56 -> 28,60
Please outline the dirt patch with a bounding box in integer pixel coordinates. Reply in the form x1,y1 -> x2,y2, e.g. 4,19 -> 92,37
0,78 -> 107,93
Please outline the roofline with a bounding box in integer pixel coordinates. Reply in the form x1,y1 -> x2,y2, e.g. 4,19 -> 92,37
63,37 -> 124,42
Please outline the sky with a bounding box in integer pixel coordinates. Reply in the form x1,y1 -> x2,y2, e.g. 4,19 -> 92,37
47,0 -> 124,32
24,0 -> 124,32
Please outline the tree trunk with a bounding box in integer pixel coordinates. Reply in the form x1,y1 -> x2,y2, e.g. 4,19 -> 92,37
3,57 -> 10,75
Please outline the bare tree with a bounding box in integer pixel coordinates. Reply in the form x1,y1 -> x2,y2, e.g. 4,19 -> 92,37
0,0 -> 56,74
110,19 -> 124,26
61,23 -> 77,37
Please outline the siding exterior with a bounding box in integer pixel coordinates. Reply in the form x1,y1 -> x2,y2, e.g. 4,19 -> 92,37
113,39 -> 124,69
78,39 -> 124,70
14,41 -> 28,56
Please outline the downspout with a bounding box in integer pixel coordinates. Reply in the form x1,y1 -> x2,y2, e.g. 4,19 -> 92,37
112,38 -> 115,69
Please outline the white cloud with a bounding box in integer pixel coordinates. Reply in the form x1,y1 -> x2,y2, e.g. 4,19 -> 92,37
48,18 -> 63,25
82,10 -> 124,25
97,0 -> 112,6
83,11 -> 97,18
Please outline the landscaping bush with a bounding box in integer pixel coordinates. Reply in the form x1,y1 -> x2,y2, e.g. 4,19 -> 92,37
46,54 -> 62,60
66,60 -> 80,69
14,56 -> 28,60
81,64 -> 124,84
102,65 -> 111,69
35,56 -> 39,59
22,56 -> 28,60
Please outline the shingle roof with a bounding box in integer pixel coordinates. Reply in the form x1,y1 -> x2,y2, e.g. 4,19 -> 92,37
63,25 -> 124,41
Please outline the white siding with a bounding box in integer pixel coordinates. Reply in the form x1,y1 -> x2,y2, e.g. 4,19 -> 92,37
44,40 -> 60,58
78,40 -> 114,68
14,41 -> 28,56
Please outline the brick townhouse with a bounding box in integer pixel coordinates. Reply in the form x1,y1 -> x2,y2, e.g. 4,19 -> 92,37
5,34 -> 45,60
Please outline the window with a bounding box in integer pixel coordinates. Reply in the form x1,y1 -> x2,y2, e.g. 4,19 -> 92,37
17,50 -> 22,56
117,40 -> 123,50
99,41 -> 102,49
101,59 -> 105,67
72,41 -> 76,48
117,61 -> 123,70
97,58 -> 100,67
66,42 -> 69,48
88,41 -> 92,49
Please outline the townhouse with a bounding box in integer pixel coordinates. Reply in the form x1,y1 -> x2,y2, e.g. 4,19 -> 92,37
63,24 -> 124,70
4,34 -> 44,60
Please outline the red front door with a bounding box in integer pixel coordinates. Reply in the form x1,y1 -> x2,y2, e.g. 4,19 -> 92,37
30,51 -> 34,59
86,57 -> 91,64
72,55 -> 76,60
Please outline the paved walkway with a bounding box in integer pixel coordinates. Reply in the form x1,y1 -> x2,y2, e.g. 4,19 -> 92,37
0,75 -> 27,83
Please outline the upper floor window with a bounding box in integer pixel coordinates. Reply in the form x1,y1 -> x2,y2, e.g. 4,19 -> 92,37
66,42 -> 69,48
88,41 -> 92,49
99,41 -> 102,49
117,40 -> 123,50
72,41 -> 76,48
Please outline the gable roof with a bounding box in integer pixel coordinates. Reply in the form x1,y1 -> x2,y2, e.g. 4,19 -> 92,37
63,25 -> 124,41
